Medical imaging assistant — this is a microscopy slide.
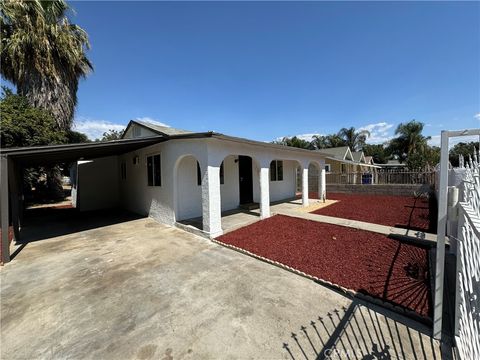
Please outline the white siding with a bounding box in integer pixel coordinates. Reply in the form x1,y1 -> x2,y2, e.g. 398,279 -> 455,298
77,156 -> 119,211
123,124 -> 158,139
269,160 -> 298,202
176,155 -> 202,220
220,155 -> 240,212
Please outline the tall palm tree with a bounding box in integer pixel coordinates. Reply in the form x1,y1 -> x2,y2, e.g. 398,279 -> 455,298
1,0 -> 92,130
338,127 -> 370,151
389,120 -> 431,162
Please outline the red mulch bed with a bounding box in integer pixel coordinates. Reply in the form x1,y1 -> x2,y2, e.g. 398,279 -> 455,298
217,215 -> 432,318
310,192 -> 434,232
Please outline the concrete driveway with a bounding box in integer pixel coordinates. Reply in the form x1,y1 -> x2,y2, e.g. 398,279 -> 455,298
1,213 -> 443,359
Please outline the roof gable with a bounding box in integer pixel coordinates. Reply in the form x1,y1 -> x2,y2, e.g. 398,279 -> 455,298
316,146 -> 353,160
122,120 -> 192,139
352,151 -> 366,163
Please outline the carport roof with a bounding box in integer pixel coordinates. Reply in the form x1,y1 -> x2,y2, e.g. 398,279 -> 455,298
0,136 -> 168,165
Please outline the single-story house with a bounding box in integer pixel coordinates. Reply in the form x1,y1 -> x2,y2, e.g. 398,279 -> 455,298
0,120 -> 328,262
314,146 -> 380,184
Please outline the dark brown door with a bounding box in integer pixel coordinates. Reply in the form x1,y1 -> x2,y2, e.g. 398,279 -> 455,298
238,156 -> 253,204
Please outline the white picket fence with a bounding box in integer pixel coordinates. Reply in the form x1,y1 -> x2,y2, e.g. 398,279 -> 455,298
453,151 -> 480,359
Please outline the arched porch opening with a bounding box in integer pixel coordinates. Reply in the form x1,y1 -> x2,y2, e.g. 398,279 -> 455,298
174,154 -> 203,223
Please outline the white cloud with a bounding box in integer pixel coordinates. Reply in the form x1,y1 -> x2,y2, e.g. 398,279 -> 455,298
296,133 -> 322,142
134,117 -> 170,127
359,122 -> 395,144
274,133 -> 323,143
73,117 -> 126,140
474,113 -> 480,120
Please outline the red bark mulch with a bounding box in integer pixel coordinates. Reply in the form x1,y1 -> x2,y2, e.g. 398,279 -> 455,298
310,192 -> 434,232
217,215 -> 432,318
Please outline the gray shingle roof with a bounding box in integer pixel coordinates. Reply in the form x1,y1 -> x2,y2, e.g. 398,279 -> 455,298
315,146 -> 350,160
134,120 -> 193,136
352,151 -> 365,162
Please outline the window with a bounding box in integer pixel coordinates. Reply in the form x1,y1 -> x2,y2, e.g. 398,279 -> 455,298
270,160 -> 283,181
324,164 -> 331,173
341,163 -> 347,174
121,161 -> 127,180
133,126 -> 141,138
147,154 -> 161,186
197,162 -> 201,186
220,161 -> 224,185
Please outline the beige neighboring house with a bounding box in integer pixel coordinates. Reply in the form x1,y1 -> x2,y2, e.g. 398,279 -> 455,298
315,146 -> 380,184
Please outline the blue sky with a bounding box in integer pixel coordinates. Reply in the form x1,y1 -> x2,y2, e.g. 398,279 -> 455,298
27,2 -> 480,143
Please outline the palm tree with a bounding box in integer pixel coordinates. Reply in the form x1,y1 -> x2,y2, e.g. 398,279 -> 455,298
1,0 -> 92,130
338,127 -> 370,151
389,120 -> 431,163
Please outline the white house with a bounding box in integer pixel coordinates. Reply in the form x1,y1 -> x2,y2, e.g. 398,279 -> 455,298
73,120 -> 328,238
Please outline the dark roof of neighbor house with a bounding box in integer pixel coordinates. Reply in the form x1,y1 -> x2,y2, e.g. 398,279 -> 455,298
123,120 -> 193,137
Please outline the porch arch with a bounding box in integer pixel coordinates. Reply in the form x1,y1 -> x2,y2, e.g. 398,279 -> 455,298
173,154 -> 203,221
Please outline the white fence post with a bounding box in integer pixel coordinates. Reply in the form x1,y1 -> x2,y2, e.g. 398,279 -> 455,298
433,131 -> 450,339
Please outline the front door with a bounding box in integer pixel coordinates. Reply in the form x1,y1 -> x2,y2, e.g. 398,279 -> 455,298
238,156 -> 253,204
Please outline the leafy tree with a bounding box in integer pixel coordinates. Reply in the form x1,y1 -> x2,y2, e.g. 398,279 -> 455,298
406,146 -> 440,170
338,127 -> 370,151
0,88 -> 66,147
449,141 -> 479,167
1,0 -> 92,129
363,144 -> 390,164
96,129 -> 125,142
388,120 -> 430,163
66,130 -> 90,144
273,136 -> 314,149
311,134 -> 347,149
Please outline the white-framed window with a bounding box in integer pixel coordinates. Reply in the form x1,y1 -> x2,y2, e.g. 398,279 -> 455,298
133,126 -> 141,138
147,154 -> 161,186
270,160 -> 283,181
324,164 -> 331,173
120,161 -> 127,180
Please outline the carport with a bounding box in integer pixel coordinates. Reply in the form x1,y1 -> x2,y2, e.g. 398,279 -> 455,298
0,136 -> 164,263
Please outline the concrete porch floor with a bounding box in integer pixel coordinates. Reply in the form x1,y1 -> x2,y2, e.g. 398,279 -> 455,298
1,214 -> 445,359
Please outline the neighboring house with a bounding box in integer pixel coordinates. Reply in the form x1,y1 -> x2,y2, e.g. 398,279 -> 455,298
54,120 -> 327,239
314,146 -> 380,184
316,146 -> 356,174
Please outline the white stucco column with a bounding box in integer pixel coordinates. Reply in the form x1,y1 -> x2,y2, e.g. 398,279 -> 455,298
259,167 -> 270,219
319,168 -> 326,202
302,166 -> 309,207
201,164 -> 223,238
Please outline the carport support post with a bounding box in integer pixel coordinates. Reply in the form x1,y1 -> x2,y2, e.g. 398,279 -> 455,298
259,167 -> 270,219
301,166 -> 309,207
201,164 -> 223,238
0,155 -> 10,263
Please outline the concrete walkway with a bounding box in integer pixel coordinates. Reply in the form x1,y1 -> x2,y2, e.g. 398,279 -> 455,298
274,199 -> 438,243
1,215 -> 443,359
